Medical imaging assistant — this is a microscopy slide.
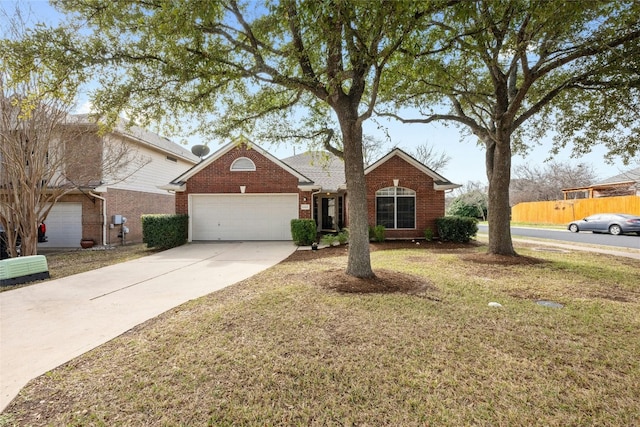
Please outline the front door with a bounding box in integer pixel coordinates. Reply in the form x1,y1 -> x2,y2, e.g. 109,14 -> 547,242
321,197 -> 336,230
317,195 -> 343,231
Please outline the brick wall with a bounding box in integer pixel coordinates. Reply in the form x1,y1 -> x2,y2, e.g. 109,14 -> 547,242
365,155 -> 445,239
65,133 -> 103,185
176,144 -> 308,218
56,186 -> 176,246
104,189 -> 175,245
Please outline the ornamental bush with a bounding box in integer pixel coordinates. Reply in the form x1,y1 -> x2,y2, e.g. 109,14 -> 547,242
142,214 -> 188,249
369,225 -> 385,242
436,216 -> 478,243
424,228 -> 434,242
291,219 -> 317,246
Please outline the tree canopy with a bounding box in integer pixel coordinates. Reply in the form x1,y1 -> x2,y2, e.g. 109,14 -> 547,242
7,0 -> 639,261
1,6 -> 148,256
39,0 -> 450,277
511,161 -> 598,204
380,0 -> 640,255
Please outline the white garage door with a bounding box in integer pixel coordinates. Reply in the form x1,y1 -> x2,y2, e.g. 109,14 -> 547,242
42,202 -> 83,247
191,194 -> 298,241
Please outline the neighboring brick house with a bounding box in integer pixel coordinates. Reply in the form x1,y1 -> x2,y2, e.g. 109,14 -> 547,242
163,139 -> 459,241
39,116 -> 199,248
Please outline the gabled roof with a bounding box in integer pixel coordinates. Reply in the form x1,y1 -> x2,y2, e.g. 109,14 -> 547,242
281,151 -> 345,192
365,148 -> 460,190
70,115 -> 199,164
164,138 -> 313,191
595,167 -> 640,186
562,166 -> 640,192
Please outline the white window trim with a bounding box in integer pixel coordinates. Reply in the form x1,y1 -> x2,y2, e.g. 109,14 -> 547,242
230,157 -> 256,171
375,186 -> 416,229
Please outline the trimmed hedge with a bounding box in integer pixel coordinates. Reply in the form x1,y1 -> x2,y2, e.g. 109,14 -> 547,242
142,214 -> 188,249
291,219 -> 317,245
436,216 -> 478,243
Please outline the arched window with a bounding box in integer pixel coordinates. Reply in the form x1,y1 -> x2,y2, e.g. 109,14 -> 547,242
376,187 -> 416,229
230,157 -> 256,171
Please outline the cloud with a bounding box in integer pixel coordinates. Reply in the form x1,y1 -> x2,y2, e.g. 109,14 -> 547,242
74,100 -> 93,114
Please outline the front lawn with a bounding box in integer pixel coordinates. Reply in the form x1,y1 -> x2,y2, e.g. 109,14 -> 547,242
2,242 -> 639,426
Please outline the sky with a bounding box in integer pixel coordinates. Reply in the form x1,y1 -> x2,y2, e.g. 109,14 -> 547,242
3,0 -> 634,186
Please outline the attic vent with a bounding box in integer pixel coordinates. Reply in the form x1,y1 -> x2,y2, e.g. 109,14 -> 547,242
230,157 -> 256,171
166,155 -> 178,163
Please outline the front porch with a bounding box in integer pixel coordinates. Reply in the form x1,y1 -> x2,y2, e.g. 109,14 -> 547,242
313,191 -> 346,232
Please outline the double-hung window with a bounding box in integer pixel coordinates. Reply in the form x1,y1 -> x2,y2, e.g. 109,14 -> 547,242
376,187 -> 415,229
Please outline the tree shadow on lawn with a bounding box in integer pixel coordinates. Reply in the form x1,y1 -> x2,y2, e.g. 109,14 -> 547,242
285,240 -> 543,296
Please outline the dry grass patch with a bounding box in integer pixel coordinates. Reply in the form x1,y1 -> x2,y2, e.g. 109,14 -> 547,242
0,244 -> 161,292
2,241 -> 639,426
44,244 -> 162,279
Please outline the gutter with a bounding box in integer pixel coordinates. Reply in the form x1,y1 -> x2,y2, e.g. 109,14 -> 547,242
158,183 -> 186,192
89,191 -> 107,246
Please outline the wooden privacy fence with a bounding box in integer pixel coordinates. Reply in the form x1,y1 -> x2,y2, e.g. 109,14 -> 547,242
511,195 -> 640,224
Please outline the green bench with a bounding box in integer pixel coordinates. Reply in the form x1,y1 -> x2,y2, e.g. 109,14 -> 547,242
0,255 -> 50,286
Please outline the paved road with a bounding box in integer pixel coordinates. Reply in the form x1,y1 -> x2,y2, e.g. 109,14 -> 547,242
478,224 -> 640,250
0,241 -> 296,411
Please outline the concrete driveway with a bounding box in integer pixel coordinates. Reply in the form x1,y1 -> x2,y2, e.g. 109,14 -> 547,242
0,241 -> 296,411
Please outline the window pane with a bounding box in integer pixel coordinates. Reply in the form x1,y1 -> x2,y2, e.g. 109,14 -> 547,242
376,187 -> 395,196
376,197 -> 394,228
396,188 -> 415,196
396,197 -> 415,228
230,157 -> 256,171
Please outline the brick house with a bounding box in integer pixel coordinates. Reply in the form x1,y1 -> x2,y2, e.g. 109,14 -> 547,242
38,116 -> 199,248
163,139 -> 459,241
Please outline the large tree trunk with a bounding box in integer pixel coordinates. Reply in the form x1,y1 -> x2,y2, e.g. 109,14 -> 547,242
338,107 -> 374,278
485,135 -> 516,256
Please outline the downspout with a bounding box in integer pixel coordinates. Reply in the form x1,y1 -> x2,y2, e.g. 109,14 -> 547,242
89,192 -> 107,246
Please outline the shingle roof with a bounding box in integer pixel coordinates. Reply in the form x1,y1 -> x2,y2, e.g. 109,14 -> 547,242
71,115 -> 199,163
281,151 -> 346,192
595,166 -> 640,185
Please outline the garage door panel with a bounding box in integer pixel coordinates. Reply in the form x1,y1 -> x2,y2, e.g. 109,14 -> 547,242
191,194 -> 297,241
40,203 -> 83,247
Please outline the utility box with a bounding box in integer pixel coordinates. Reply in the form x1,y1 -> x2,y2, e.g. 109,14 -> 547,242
0,255 -> 50,286
112,215 -> 123,225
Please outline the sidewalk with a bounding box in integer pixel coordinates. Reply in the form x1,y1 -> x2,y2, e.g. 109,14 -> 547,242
0,241 -> 296,411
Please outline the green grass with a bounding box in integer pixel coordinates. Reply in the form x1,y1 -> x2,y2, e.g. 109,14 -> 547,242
2,243 -> 639,426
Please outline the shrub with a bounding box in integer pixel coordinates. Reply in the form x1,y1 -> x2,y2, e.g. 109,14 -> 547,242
424,228 -> 434,242
321,234 -> 338,246
369,225 -> 385,242
336,229 -> 349,244
447,192 -> 488,220
436,216 -> 478,243
290,219 -> 317,246
142,214 -> 188,249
